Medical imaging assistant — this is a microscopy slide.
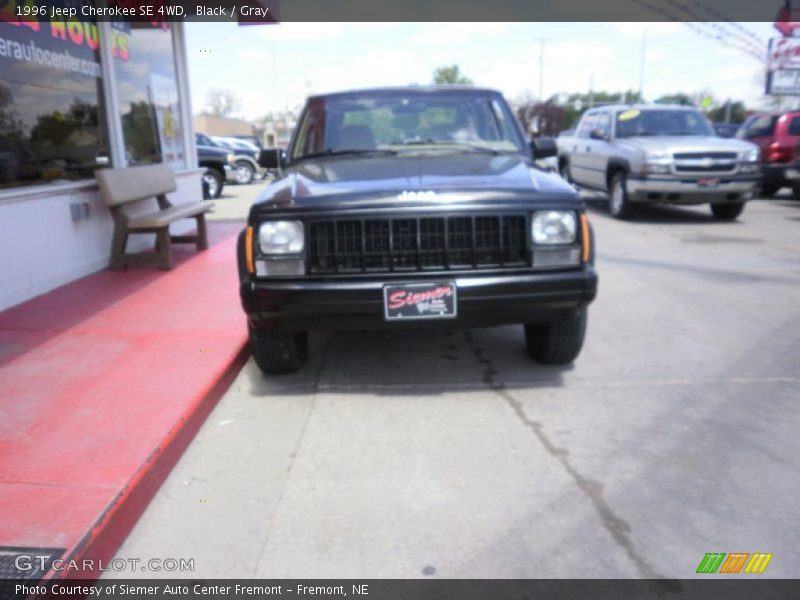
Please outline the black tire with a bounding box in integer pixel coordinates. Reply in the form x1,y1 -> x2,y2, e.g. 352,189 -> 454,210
608,171 -> 635,220
760,183 -> 780,198
710,202 -> 745,221
235,160 -> 255,185
558,159 -> 571,183
792,182 -> 800,200
249,325 -> 308,374
525,307 -> 588,365
203,168 -> 224,199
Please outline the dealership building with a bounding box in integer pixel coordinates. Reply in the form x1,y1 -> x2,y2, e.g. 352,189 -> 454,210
0,5 -> 266,310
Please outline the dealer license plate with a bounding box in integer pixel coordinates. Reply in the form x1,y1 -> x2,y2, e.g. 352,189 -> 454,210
383,282 -> 457,321
696,177 -> 720,187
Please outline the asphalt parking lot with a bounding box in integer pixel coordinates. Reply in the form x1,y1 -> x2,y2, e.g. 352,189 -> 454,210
111,188 -> 800,579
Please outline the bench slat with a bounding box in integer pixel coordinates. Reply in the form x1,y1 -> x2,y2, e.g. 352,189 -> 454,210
128,202 -> 213,229
96,164 -> 178,206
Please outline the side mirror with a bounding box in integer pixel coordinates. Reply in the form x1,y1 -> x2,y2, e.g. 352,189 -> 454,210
258,148 -> 286,169
530,137 -> 557,160
590,128 -> 609,141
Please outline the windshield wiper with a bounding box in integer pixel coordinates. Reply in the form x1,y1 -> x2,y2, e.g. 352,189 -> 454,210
295,148 -> 398,161
393,140 -> 505,155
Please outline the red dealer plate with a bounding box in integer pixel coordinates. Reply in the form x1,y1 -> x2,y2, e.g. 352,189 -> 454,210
383,282 -> 457,321
697,178 -> 720,187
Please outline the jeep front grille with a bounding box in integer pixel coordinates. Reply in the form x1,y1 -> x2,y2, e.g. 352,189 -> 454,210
308,215 -> 528,274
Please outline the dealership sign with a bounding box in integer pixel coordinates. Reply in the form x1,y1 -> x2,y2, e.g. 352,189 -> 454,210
767,37 -> 800,95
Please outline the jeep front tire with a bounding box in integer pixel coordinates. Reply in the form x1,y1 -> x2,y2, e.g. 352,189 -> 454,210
249,325 -> 308,374
525,307 -> 588,365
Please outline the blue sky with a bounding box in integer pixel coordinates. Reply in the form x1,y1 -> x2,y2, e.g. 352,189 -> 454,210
184,22 -> 778,119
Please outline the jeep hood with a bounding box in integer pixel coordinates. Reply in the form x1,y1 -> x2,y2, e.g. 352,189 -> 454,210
252,153 -> 575,211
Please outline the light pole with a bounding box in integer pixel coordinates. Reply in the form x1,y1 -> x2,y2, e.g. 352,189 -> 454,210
534,37 -> 549,102
639,26 -> 655,101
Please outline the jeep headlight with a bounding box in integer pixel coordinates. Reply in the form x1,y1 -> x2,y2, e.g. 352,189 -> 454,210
532,211 -> 576,245
258,221 -> 304,254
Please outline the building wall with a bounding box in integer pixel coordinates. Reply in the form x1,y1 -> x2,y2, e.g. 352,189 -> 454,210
0,170 -> 203,311
194,114 -> 256,137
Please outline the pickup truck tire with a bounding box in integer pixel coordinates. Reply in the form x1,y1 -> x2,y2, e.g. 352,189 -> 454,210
235,160 -> 255,185
791,182 -> 800,200
203,168 -> 224,199
524,306 -> 587,365
249,325 -> 308,374
761,183 -> 780,197
710,202 -> 745,221
608,172 -> 635,220
558,159 -> 572,183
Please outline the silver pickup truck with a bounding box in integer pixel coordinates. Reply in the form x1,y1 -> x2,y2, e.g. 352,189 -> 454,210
556,104 -> 761,220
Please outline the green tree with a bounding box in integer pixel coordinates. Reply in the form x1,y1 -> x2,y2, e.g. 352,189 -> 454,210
707,101 -> 747,124
432,65 -> 473,85
654,93 -> 694,106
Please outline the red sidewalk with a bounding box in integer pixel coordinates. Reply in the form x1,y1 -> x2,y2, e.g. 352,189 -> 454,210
0,223 -> 248,580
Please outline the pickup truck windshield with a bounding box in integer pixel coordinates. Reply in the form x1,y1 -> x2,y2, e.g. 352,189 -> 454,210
615,109 -> 715,138
291,91 -> 526,160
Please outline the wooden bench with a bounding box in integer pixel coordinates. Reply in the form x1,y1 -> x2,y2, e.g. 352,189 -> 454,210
96,164 -> 213,270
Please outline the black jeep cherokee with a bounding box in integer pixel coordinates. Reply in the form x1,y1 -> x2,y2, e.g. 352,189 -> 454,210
237,87 -> 597,374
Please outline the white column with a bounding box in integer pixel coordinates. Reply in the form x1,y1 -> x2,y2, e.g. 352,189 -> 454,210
97,20 -> 126,168
172,22 -> 198,170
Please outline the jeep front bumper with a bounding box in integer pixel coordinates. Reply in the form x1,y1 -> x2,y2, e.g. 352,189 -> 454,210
241,269 -> 598,332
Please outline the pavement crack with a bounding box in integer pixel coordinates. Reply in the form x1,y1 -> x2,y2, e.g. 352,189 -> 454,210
463,331 -> 678,589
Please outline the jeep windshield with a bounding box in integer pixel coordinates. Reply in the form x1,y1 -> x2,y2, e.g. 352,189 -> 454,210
290,89 -> 527,161
615,109 -> 715,138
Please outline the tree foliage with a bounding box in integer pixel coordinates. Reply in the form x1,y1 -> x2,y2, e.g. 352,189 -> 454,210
205,88 -> 242,118
432,65 -> 473,85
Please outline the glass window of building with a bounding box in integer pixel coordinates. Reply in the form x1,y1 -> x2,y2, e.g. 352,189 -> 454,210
113,23 -> 186,169
0,12 -> 109,189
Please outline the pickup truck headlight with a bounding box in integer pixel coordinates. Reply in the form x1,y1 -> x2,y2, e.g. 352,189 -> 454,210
532,211 -> 576,245
226,152 -> 236,165
258,221 -> 304,254
743,148 -> 760,163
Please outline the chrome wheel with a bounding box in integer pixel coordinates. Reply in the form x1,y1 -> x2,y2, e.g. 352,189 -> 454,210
203,171 -> 220,198
610,179 -> 624,215
235,161 -> 255,185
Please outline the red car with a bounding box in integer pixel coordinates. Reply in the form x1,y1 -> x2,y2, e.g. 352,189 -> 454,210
737,111 -> 800,198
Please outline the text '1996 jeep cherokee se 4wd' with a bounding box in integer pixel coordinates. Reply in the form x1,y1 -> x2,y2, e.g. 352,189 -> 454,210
557,105 -> 761,220
237,87 -> 597,374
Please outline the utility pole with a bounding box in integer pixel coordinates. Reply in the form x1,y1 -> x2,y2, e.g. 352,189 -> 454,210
533,38 -> 549,103
639,26 -> 655,101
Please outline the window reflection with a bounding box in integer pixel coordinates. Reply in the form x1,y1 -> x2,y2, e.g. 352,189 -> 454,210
0,19 -> 109,189
114,24 -> 185,169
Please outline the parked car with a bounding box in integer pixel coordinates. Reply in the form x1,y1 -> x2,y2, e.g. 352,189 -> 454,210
713,122 -> 741,138
196,132 -> 259,186
197,143 -> 236,199
736,112 -> 800,197
210,135 -> 264,185
230,134 -> 263,149
237,86 -> 597,374
557,104 -> 760,220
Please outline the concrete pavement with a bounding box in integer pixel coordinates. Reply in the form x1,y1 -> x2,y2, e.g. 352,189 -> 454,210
109,194 -> 800,579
